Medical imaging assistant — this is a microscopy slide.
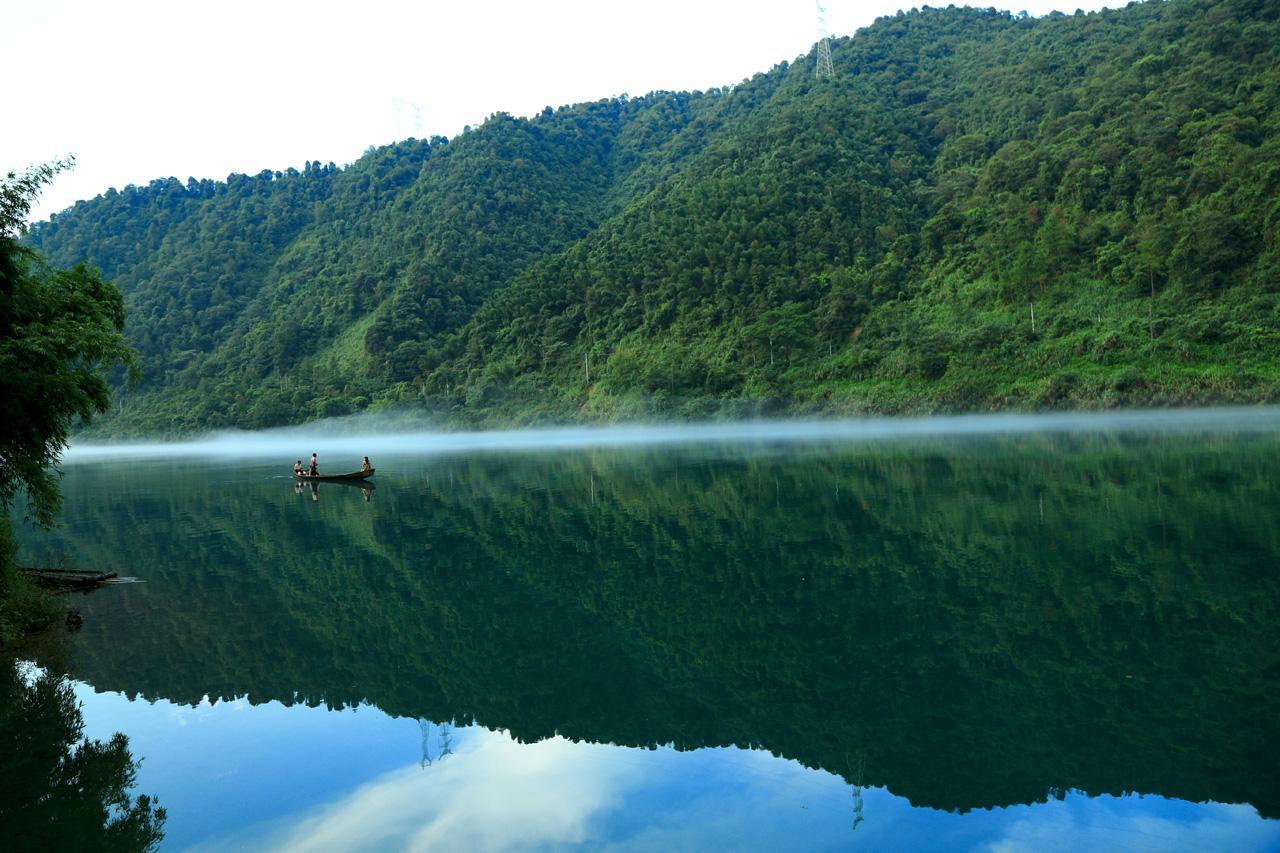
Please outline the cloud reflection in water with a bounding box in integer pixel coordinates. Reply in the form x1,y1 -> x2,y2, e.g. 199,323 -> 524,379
184,722 -> 1278,852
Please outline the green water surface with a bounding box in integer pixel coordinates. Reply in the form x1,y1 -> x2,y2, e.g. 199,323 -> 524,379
9,429 -> 1280,849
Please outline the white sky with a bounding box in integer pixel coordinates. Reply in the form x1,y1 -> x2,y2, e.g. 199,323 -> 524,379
6,0 -> 1119,222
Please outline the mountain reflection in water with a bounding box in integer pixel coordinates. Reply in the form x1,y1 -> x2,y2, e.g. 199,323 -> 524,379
16,431 -> 1280,843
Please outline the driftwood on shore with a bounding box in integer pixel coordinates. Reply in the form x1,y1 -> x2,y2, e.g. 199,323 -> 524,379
21,567 -> 120,589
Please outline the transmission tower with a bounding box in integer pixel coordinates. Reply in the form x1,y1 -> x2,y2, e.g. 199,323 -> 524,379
847,752 -> 866,832
420,719 -> 433,768
438,722 -> 454,760
419,719 -> 456,769
815,1 -> 835,79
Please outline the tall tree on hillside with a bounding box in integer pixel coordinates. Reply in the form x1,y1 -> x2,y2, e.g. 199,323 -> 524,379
1136,209 -> 1175,341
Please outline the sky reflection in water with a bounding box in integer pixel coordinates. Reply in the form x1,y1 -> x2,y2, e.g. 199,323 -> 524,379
72,683 -> 1278,852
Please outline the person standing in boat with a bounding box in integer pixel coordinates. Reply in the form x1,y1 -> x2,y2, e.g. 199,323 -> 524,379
309,452 -> 319,476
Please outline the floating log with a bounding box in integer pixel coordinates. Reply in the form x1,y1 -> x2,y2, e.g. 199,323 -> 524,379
21,567 -> 119,589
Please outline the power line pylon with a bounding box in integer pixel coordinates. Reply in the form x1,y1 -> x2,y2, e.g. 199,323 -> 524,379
438,722 -> 454,760
419,719 -> 456,769
815,1 -> 835,79
850,753 -> 865,832
420,718 -> 433,768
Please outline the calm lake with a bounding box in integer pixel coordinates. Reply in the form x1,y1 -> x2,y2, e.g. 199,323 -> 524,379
8,415 -> 1280,851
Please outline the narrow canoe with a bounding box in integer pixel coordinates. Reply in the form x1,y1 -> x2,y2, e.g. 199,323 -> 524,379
294,468 -> 375,481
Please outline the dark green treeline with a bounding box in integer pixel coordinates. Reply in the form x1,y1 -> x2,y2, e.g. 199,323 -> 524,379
0,656 -> 166,852
26,0 -> 1280,433
20,437 -> 1280,817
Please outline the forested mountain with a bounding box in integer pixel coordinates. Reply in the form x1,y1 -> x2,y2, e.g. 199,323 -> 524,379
27,0 -> 1280,434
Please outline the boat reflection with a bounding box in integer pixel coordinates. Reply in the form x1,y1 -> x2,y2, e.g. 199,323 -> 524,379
293,479 -> 375,502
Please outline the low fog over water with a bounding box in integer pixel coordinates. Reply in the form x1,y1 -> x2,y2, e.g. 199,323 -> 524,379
64,407 -> 1280,462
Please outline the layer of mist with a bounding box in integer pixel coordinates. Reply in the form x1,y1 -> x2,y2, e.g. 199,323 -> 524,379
64,406 -> 1280,463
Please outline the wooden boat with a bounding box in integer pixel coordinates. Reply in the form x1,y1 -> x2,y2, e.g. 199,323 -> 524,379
299,477 -> 376,491
294,468 -> 375,481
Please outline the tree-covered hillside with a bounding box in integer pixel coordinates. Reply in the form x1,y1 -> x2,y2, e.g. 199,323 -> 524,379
28,0 -> 1280,434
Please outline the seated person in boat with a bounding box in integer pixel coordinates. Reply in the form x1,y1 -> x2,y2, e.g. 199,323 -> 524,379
294,460 -> 304,477
362,456 -> 372,472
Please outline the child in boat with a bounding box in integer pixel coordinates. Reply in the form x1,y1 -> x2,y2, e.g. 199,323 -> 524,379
361,456 -> 372,472
294,460 -> 304,477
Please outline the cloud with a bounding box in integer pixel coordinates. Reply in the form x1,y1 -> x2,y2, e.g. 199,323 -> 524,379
205,730 -> 645,852
191,730 -> 867,852
986,799 -> 1280,853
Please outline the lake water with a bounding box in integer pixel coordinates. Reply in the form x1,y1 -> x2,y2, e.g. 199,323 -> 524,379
8,417 -> 1280,851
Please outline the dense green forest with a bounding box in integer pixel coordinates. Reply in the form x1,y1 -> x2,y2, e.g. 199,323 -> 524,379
19,438 -> 1280,816
1,162 -> 134,642
27,0 -> 1280,434
0,164 -> 156,847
